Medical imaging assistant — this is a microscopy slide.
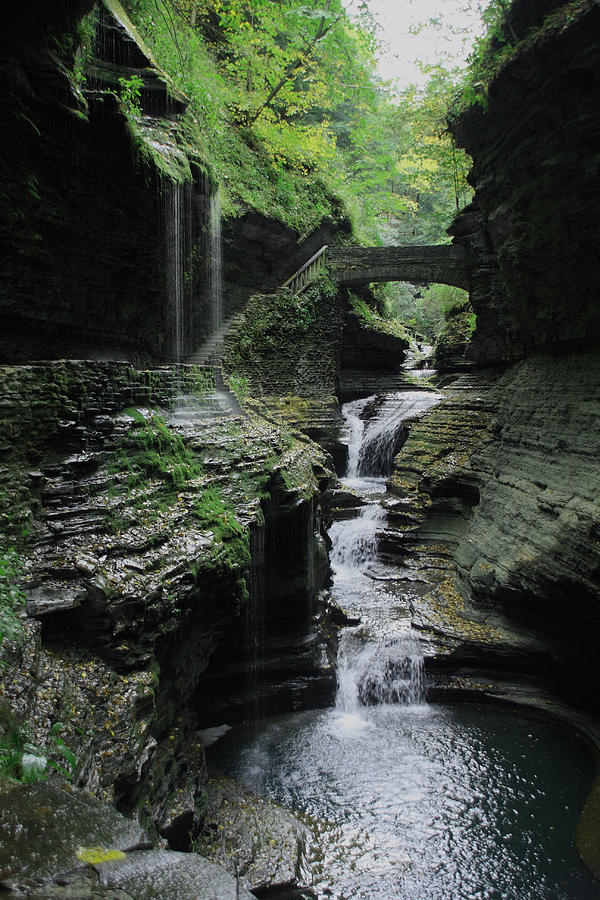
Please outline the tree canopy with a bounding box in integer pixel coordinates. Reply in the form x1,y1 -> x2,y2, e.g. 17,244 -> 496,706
124,0 -> 473,241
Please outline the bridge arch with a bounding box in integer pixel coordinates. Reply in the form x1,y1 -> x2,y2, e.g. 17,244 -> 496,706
328,244 -> 470,292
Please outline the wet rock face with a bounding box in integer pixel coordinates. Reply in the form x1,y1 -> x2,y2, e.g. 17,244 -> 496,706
194,770 -> 306,893
387,355 -> 600,704
450,0 -> 600,363
0,360 -> 333,837
339,313 -> 410,402
223,213 -> 343,322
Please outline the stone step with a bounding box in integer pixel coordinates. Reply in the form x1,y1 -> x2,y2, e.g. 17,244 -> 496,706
186,313 -> 244,365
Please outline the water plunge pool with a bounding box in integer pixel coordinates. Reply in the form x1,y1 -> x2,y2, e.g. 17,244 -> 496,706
209,702 -> 598,899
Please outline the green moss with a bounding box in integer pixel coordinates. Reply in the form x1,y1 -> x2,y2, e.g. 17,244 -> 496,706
190,368 -> 216,398
227,276 -> 339,367
348,292 -> 411,341
126,116 -> 192,187
118,412 -> 204,489
192,486 -> 250,573
0,549 -> 25,655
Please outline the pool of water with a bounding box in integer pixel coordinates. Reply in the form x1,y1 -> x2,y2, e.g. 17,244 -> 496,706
209,702 -> 599,900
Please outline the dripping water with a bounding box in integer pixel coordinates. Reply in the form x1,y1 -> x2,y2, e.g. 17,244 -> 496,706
165,181 -> 186,364
208,186 -> 223,335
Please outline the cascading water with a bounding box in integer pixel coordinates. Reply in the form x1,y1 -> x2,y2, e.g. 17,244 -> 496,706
328,391 -> 442,713
164,178 -> 194,366
165,182 -> 184,363
336,634 -> 425,710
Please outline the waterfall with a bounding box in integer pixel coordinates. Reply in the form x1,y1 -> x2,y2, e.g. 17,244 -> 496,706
328,391 -> 440,712
165,182 -> 184,363
336,633 -> 425,711
208,186 -> 223,335
344,392 -> 441,479
164,180 -> 193,364
329,503 -> 385,577
343,397 -> 369,479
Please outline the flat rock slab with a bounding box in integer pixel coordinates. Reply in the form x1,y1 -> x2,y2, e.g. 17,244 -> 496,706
0,780 -> 148,886
98,849 -> 255,899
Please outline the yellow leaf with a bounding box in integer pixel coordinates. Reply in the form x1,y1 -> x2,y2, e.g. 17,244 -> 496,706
76,846 -> 126,865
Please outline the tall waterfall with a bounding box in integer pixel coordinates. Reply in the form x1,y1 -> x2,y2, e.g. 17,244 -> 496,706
208,186 -> 223,335
328,391 -> 441,712
164,180 -> 193,363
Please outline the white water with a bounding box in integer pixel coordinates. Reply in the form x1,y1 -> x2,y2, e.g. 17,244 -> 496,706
208,186 -> 223,334
328,391 -> 442,717
329,502 -> 386,578
165,182 -> 185,363
336,632 -> 425,710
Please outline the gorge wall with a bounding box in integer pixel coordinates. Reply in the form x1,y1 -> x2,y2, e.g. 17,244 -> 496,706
386,0 -> 600,707
0,0 -> 342,860
450,0 -> 600,364
2,1 -> 600,881
0,359 -> 334,843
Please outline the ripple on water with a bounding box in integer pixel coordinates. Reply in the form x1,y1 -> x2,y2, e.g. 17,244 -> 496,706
210,703 -> 599,900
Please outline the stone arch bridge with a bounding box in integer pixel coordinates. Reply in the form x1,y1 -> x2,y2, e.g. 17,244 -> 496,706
327,244 -> 470,291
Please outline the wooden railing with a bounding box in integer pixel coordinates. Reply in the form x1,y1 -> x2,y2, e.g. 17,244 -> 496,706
281,245 -> 328,296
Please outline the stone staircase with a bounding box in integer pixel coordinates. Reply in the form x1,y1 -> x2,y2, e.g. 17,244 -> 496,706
185,312 -> 244,366
185,244 -> 328,367
183,314 -> 244,417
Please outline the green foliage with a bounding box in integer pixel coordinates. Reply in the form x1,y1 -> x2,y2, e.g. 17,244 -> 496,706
46,723 -> 78,781
121,0 -> 471,238
0,707 -> 77,784
229,276 -> 338,365
74,9 -> 98,88
434,295 -> 477,364
348,292 -> 410,342
118,74 -> 145,117
414,283 -> 471,340
0,549 -> 25,654
226,374 -> 250,402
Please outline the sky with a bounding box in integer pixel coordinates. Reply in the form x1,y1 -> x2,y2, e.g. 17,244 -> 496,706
344,0 -> 490,90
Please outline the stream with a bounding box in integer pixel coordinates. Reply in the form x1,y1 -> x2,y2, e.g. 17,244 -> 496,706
210,389 -> 599,899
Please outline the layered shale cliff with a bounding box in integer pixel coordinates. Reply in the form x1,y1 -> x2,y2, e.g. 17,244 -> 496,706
450,0 -> 600,364
0,4 -> 339,886
0,361 -> 334,841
